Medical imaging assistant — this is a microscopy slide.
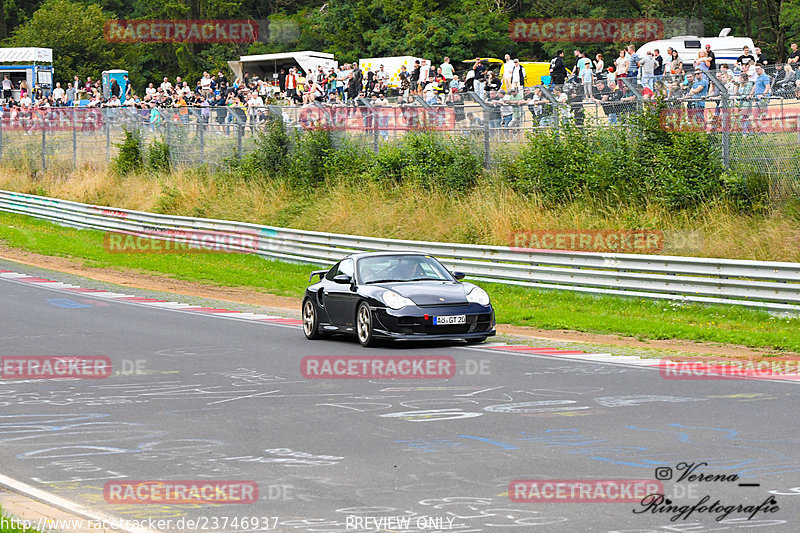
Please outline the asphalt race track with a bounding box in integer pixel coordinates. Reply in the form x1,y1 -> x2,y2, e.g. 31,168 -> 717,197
1,259 -> 800,533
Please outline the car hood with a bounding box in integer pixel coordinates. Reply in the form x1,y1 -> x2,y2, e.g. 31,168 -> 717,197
378,281 -> 468,306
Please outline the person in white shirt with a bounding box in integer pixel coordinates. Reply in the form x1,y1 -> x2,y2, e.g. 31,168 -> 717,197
503,53 -> 514,89
160,77 -> 172,92
376,65 -> 390,85
19,95 -> 32,107
145,83 -> 157,97
51,82 -> 65,103
418,60 -> 430,92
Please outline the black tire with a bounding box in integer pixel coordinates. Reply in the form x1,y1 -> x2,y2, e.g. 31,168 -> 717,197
466,336 -> 488,345
302,298 -> 321,340
356,301 -> 376,347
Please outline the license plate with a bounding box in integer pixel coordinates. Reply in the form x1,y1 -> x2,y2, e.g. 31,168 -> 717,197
433,315 -> 466,325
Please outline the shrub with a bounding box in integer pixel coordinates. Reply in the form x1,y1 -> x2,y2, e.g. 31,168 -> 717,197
112,127 -> 143,176
288,127 -> 334,188
146,138 -> 171,172
246,117 -> 290,178
373,131 -> 481,193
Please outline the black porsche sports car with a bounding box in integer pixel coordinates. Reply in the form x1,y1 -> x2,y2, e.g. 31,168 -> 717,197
302,252 -> 495,346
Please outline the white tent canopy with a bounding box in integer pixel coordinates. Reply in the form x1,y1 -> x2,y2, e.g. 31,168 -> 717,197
0,48 -> 53,63
227,51 -> 336,81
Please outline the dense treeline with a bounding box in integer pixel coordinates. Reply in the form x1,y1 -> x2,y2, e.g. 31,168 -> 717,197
2,0 -> 800,92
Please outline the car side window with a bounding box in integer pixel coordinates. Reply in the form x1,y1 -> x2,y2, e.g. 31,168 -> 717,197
339,259 -> 354,278
324,262 -> 341,281
325,259 -> 354,281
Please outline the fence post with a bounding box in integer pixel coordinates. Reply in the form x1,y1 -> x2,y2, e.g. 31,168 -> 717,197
0,113 -> 3,164
41,128 -> 46,171
166,119 -> 172,168
198,118 -> 204,163
72,109 -> 78,169
237,123 -> 243,159
105,120 -> 111,161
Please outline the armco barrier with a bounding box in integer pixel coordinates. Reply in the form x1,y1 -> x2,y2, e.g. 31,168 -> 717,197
1,189 -> 799,312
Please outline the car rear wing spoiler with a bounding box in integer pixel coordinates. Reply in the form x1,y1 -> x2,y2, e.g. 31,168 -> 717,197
309,270 -> 327,282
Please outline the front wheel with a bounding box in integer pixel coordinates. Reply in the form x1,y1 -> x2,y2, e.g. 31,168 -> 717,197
466,336 -> 488,345
356,302 -> 376,347
302,298 -> 321,340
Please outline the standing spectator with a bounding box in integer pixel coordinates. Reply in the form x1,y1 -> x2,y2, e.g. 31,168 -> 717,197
410,61 -> 421,96
65,82 -> 75,106
502,54 -> 514,89
580,60 -> 594,98
788,43 -> 800,67
376,64 -> 390,89
399,70 -> 411,99
160,76 -> 172,92
52,82 -> 64,104
498,89 -> 513,127
615,50 -> 629,80
694,50 -> 712,71
510,58 -> 525,90
2,75 -> 13,101
509,86 -> 524,126
594,54 -> 604,79
440,57 -> 454,84
640,51 -> 657,89
670,49 -> 683,76
550,50 -> 568,87
285,67 -> 297,103
418,60 -> 430,94
653,49 -> 664,81
754,47 -> 769,71
200,71 -> 212,98
626,45 -> 640,81
687,70 -> 709,121
705,44 -> 717,71
737,46 -> 755,69
110,78 -> 121,99
473,58 -> 487,99
751,64 -> 771,116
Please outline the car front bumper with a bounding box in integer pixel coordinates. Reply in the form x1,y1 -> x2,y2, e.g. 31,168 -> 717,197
371,304 -> 495,341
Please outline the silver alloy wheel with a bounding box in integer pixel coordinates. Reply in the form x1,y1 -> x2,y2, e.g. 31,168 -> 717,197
357,304 -> 372,345
303,299 -> 315,338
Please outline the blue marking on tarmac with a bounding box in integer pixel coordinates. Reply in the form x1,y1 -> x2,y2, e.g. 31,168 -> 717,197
457,435 -> 519,449
47,298 -> 93,309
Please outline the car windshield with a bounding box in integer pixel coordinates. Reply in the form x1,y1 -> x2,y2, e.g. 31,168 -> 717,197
358,255 -> 454,284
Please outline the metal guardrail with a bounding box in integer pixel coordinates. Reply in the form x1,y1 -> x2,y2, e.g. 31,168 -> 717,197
1,189 -> 800,312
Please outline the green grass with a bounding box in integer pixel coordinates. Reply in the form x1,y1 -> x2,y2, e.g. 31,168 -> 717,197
1,210 -> 799,352
0,509 -> 42,533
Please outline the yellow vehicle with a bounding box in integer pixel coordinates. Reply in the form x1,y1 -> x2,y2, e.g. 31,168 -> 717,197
461,58 -> 570,88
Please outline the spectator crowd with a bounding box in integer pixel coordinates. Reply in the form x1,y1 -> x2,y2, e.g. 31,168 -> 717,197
2,41 -> 800,131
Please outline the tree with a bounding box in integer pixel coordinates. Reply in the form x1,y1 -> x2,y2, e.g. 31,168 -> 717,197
6,0 -> 122,81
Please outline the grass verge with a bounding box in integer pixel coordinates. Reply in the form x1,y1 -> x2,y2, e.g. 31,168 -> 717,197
0,210 -> 798,352
0,509 -> 42,533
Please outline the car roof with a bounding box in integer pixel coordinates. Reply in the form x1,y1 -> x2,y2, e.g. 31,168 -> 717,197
342,251 -> 429,261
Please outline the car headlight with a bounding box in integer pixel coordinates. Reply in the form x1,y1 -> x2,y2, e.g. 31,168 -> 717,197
466,286 -> 490,306
382,290 -> 415,310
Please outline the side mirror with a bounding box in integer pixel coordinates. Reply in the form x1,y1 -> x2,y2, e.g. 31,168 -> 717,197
333,274 -> 352,284
453,271 -> 466,280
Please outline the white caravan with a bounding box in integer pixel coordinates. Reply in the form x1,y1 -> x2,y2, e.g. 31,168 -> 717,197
636,28 -> 756,69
